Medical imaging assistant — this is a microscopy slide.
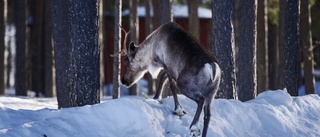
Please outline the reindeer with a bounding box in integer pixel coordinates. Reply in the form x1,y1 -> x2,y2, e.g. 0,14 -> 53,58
115,22 -> 221,137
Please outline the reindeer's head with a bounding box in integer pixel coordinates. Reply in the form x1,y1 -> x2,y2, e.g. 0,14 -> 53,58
121,41 -> 148,87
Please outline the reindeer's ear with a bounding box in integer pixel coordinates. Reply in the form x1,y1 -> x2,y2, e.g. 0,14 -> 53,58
129,41 -> 138,54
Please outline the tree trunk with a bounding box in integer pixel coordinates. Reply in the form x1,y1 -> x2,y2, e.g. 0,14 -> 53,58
146,0 -> 155,95
44,0 -> 55,97
29,0 -> 45,97
257,0 -> 268,94
300,0 -> 315,94
15,0 -> 28,96
52,0 -> 100,108
159,0 -> 172,24
238,0 -> 257,102
188,0 -> 199,39
284,0 -> 300,96
113,0 -> 122,99
0,0 -> 5,95
278,0 -> 286,89
158,0 -> 172,98
268,20 -> 279,90
129,0 -> 139,95
99,0 -> 105,97
211,0 -> 236,99
152,0 -> 161,29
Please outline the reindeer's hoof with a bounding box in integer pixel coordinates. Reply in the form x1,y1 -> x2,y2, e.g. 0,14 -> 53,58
190,125 -> 201,137
172,105 -> 186,116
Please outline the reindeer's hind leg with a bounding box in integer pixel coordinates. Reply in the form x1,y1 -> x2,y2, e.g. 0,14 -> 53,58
168,76 -> 186,116
190,98 -> 205,137
202,97 -> 212,137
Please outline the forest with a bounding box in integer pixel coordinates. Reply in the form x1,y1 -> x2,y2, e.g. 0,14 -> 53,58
1,0 -> 319,106
0,0 -> 320,137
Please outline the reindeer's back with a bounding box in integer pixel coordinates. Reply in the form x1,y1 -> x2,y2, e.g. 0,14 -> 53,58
159,22 -> 217,69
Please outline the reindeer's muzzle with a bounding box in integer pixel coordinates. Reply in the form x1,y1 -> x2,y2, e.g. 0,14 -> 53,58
121,77 -> 130,87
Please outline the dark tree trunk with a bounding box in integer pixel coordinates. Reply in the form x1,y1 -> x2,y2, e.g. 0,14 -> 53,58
268,21 -> 279,90
152,0 -> 161,29
99,0 -> 105,96
300,0 -> 315,94
159,0 -> 172,24
52,0 -> 100,108
113,0 -> 122,99
0,0 -> 5,95
29,0 -> 45,97
211,0 -> 236,99
44,0 -> 55,97
278,0 -> 286,89
188,0 -> 199,39
146,0 -> 155,95
158,0 -> 173,98
284,0 -> 300,96
257,0 -> 268,94
15,0 -> 28,96
238,0 -> 257,101
129,0 -> 139,95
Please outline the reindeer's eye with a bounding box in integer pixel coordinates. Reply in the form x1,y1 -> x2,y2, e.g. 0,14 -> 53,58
124,58 -> 129,65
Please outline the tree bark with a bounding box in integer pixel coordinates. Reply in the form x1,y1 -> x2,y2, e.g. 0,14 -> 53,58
44,0 -> 55,97
238,0 -> 257,101
300,0 -> 315,94
257,0 -> 268,94
211,0 -> 236,99
52,0 -> 100,108
278,0 -> 286,89
284,0 -> 300,96
188,0 -> 199,39
15,0 -> 28,96
146,0 -> 155,95
159,0 -> 172,24
99,0 -> 105,97
113,0 -> 122,99
129,0 -> 139,95
0,0 -> 5,95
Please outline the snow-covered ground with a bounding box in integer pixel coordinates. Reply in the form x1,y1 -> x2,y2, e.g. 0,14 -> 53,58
1,89 -> 320,137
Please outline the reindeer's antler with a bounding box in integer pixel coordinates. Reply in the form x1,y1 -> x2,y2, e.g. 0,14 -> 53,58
110,23 -> 137,57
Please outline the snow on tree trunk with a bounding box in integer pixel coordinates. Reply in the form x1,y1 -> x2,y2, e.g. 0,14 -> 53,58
238,0 -> 257,101
284,0 -> 300,96
15,0 -> 28,96
113,0 -> 122,99
52,0 -> 100,108
211,0 -> 236,99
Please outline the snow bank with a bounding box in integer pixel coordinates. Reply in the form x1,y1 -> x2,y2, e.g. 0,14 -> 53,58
1,90 -> 320,137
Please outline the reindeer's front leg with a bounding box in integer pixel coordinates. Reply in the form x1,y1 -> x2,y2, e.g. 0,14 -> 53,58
153,70 -> 168,100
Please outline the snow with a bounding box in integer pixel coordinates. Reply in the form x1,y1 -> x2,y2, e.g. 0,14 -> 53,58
122,4 -> 212,19
1,89 -> 320,137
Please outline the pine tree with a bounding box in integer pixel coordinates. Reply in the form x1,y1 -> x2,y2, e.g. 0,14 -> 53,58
211,0 -> 236,99
52,0 -> 100,108
238,0 -> 258,101
113,0 -> 122,99
284,0 -> 300,96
